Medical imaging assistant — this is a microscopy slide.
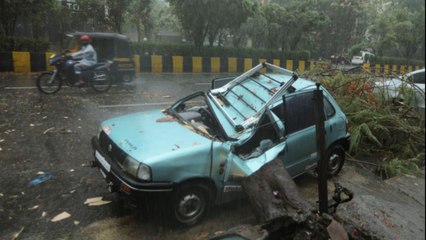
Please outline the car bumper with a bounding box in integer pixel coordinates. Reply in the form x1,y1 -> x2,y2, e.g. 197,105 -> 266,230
344,133 -> 351,151
91,136 -> 175,195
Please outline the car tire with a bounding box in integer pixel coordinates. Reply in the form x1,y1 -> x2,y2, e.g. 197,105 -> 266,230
326,145 -> 345,177
171,183 -> 211,226
121,73 -> 134,83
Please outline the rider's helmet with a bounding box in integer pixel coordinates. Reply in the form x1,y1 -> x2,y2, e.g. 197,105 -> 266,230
79,34 -> 90,45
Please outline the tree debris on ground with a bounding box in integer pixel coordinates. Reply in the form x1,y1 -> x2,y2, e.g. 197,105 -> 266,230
304,66 -> 425,178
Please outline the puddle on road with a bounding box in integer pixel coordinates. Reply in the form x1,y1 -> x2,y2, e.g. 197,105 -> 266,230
1,73 -> 36,88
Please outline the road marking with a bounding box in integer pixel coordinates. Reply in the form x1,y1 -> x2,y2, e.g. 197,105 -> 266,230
4,86 -> 70,90
99,102 -> 175,108
5,86 -> 38,90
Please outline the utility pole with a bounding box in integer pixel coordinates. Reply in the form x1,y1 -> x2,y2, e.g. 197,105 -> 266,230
315,83 -> 328,214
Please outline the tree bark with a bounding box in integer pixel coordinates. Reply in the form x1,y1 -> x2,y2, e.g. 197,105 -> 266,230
240,158 -> 349,240
241,158 -> 314,223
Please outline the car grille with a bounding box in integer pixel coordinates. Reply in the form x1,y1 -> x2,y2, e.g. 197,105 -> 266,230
99,131 -> 127,167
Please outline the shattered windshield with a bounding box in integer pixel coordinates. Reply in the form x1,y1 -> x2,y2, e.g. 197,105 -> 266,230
167,92 -> 226,140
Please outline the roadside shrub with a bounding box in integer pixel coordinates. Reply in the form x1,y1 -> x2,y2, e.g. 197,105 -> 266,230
0,35 -> 50,52
382,154 -> 424,178
371,56 -> 425,67
133,41 -> 310,60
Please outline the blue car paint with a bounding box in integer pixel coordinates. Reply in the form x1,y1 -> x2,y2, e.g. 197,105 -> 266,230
95,64 -> 349,206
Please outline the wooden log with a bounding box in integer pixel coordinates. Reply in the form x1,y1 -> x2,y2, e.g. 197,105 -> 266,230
241,157 -> 314,223
241,157 -> 349,239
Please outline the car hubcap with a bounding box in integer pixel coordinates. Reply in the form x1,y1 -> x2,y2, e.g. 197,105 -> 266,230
329,153 -> 340,173
177,194 -> 203,220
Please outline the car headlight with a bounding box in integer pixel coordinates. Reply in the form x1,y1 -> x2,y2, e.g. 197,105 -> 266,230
137,164 -> 151,181
123,156 -> 151,181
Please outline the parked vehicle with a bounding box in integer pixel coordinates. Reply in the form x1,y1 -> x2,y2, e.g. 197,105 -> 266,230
330,53 -> 350,65
374,68 -> 425,109
65,32 -> 135,83
91,63 -> 350,226
351,51 -> 375,65
36,52 -> 112,94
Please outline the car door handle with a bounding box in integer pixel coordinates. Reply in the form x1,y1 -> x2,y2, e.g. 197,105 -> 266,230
329,125 -> 333,133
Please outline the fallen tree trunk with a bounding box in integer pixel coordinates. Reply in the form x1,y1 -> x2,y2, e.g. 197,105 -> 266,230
240,158 -> 348,240
241,157 -> 313,223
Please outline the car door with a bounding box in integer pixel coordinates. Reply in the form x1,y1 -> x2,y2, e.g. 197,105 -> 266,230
279,91 -> 318,176
219,110 -> 286,203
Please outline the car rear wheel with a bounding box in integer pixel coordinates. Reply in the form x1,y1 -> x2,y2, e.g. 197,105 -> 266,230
171,183 -> 211,226
326,145 -> 345,177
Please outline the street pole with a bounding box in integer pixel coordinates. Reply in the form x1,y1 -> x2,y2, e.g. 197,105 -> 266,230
315,83 -> 328,214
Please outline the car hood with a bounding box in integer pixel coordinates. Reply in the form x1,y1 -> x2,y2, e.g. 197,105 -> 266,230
100,110 -> 212,164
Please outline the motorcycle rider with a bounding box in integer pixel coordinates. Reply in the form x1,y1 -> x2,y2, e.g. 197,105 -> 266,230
71,34 -> 97,86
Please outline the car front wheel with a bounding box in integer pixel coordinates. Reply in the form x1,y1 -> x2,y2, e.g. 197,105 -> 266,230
171,183 -> 211,226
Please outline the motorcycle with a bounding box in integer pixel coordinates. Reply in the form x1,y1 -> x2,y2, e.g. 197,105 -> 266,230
36,52 -> 113,94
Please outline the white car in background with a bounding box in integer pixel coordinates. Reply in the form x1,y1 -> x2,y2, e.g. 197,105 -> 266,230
351,51 -> 375,65
374,68 -> 425,110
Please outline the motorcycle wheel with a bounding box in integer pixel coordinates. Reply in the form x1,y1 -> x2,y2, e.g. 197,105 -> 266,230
36,72 -> 62,94
91,70 -> 112,92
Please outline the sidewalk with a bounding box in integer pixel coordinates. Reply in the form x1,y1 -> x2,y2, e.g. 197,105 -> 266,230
336,166 -> 425,239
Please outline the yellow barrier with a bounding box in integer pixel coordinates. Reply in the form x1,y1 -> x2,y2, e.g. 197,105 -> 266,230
12,51 -> 30,73
172,56 -> 183,73
392,65 -> 398,74
45,52 -> 55,71
244,58 -> 252,72
273,59 -> 280,67
151,55 -> 162,73
298,60 -> 305,72
375,64 -> 381,75
384,64 -> 389,75
259,58 -> 266,73
228,57 -> 237,73
286,60 -> 293,70
133,55 -> 141,73
3,52 -> 425,74
192,57 -> 202,73
211,57 -> 220,73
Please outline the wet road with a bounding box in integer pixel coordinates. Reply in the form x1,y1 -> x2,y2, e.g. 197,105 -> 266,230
0,73 -> 424,240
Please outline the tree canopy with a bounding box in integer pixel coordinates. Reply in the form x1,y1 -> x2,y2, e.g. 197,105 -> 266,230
0,0 -> 424,59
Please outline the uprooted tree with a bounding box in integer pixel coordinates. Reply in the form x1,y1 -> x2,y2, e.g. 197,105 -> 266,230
238,158 -> 349,240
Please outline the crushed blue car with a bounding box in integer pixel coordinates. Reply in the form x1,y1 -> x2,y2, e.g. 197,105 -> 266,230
91,62 -> 350,226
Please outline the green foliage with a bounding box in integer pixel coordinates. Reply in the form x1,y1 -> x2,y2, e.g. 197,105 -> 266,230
105,0 -> 131,33
383,155 -> 423,178
0,35 -> 50,52
368,2 -> 425,59
133,41 -> 309,60
127,0 -> 153,41
168,0 -> 255,48
309,68 -> 425,177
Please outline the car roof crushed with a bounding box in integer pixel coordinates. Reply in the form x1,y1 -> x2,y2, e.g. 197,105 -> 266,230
209,62 -> 298,132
